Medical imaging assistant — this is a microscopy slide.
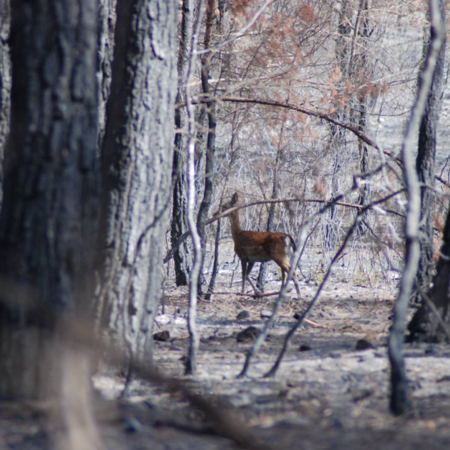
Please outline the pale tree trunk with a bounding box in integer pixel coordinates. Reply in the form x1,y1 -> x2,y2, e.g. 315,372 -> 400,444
184,0 -> 205,376
0,0 -> 10,207
0,0 -> 99,402
97,0 -> 177,369
324,0 -> 352,252
171,0 -> 194,287
408,206 -> 450,343
353,0 -> 371,215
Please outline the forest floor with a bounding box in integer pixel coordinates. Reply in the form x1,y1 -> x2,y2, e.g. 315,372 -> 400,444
2,243 -> 450,449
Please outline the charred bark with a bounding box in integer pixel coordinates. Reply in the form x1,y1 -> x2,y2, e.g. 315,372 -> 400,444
0,0 -> 99,399
408,208 -> 450,343
411,1 -> 446,310
97,0 -> 117,151
171,0 -> 194,287
196,0 -> 217,294
388,0 -> 445,415
0,0 -> 10,207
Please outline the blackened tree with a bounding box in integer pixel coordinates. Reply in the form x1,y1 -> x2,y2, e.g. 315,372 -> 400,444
0,0 -> 99,399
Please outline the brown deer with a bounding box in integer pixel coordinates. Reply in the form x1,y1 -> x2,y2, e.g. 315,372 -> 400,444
220,193 -> 300,296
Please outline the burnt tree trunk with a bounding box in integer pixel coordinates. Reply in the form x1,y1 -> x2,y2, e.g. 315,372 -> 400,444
407,2 -> 448,341
410,1 -> 446,312
408,207 -> 450,342
97,0 -> 177,366
0,0 -> 99,399
196,0 -> 217,294
353,0 -> 371,218
324,0 -> 352,252
388,0 -> 445,415
97,0 -> 117,150
171,0 -> 194,287
0,0 -> 10,207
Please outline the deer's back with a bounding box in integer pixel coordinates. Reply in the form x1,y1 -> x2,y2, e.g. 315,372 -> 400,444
234,230 -> 293,263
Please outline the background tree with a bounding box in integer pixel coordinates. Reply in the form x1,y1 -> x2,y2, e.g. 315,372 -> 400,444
407,0 -> 446,340
407,0 -> 448,343
171,0 -> 194,287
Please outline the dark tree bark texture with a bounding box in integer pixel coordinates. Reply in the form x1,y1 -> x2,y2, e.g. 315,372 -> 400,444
196,0 -> 217,294
0,0 -> 11,206
413,2 -> 446,307
408,205 -> 450,343
408,0 -> 446,342
388,0 -> 445,415
97,0 -> 177,366
171,0 -> 194,287
97,0 -> 117,151
0,0 -> 99,399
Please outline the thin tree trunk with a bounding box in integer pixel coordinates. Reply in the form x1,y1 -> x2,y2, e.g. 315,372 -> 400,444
196,0 -> 217,295
324,0 -> 352,252
411,0 -> 446,308
171,0 -> 194,287
184,0 -> 205,376
354,0 -> 371,222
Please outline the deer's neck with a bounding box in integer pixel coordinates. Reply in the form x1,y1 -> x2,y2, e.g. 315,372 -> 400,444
229,211 -> 242,239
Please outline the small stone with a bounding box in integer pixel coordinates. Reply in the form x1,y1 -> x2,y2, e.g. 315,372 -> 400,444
236,310 -> 250,320
123,417 -> 142,433
260,309 -> 272,319
236,326 -> 261,343
153,330 -> 170,342
299,344 -> 312,352
355,337 -> 374,350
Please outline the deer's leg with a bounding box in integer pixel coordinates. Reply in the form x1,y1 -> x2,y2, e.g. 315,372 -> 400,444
246,262 -> 261,293
241,261 -> 260,295
240,260 -> 247,293
280,264 -> 301,298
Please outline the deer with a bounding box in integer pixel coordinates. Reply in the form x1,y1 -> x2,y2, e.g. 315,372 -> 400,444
219,193 -> 301,297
